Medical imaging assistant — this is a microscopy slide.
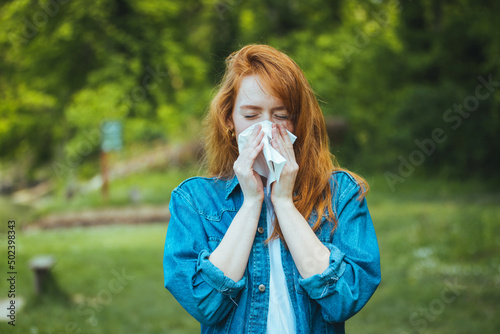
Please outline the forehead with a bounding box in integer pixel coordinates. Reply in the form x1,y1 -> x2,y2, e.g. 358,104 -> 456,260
235,75 -> 283,106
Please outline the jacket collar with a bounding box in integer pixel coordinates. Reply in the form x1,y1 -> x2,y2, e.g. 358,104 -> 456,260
225,174 -> 240,200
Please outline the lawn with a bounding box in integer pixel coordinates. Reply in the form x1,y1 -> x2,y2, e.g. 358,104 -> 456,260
1,174 -> 499,333
347,175 -> 500,333
0,224 -> 199,333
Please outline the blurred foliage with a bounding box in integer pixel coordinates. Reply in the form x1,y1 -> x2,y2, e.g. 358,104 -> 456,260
1,0 -> 499,184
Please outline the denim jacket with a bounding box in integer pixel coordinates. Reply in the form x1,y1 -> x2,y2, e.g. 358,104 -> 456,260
163,171 -> 381,333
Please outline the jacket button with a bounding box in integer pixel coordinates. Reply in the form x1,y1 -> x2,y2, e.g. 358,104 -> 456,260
257,227 -> 264,234
258,284 -> 266,292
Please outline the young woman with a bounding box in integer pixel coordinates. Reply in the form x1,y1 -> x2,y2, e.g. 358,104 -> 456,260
163,44 -> 381,333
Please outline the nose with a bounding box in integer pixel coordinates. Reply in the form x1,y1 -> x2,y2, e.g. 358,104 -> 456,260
261,111 -> 272,123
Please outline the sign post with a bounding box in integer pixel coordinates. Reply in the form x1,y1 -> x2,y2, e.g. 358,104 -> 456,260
100,121 -> 123,202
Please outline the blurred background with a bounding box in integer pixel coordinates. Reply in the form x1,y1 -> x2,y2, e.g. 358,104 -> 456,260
1,0 -> 499,333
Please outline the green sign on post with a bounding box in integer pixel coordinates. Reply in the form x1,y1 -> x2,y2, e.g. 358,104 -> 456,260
100,120 -> 123,202
101,120 -> 123,152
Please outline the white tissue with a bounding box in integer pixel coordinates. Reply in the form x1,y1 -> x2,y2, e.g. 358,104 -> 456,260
237,120 -> 297,192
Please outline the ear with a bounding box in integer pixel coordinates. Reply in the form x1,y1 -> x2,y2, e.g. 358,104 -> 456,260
225,116 -> 234,130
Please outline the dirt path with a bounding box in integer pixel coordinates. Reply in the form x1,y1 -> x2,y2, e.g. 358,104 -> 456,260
25,205 -> 170,230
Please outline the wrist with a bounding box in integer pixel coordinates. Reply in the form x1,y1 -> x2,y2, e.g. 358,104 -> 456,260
242,197 -> 263,210
271,197 -> 295,211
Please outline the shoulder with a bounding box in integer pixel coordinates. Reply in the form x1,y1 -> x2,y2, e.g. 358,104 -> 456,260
170,176 -> 240,219
174,176 -> 226,197
330,170 -> 359,187
329,170 -> 366,202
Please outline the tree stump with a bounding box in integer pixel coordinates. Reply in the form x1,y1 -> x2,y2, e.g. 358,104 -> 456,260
29,255 -> 55,295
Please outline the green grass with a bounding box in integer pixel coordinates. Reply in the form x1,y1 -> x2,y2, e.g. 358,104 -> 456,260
1,173 -> 499,333
347,175 -> 500,333
0,224 -> 200,333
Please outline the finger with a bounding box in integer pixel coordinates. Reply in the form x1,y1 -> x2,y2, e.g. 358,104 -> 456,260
272,125 -> 288,156
279,124 -> 294,149
272,125 -> 292,162
242,125 -> 263,151
271,125 -> 281,150
234,139 -> 264,179
278,124 -> 296,160
249,124 -> 262,142
275,135 -> 296,169
244,129 -> 265,153
247,140 -> 264,161
275,131 -> 289,161
239,131 -> 264,170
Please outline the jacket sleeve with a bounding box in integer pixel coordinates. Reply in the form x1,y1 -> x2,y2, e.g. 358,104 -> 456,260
163,187 -> 246,326
297,177 -> 381,323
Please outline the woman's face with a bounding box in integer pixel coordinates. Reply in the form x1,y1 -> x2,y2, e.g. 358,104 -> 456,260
230,75 -> 294,138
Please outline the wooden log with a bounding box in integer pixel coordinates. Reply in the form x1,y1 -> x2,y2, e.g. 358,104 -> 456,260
29,255 -> 55,295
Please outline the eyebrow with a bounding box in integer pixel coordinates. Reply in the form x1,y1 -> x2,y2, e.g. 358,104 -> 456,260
239,105 -> 287,112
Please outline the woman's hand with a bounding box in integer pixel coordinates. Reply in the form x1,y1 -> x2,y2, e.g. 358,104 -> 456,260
233,124 -> 265,204
210,125 -> 265,281
270,123 -> 299,206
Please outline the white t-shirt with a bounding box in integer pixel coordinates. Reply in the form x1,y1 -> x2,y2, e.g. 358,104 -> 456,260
264,190 -> 297,334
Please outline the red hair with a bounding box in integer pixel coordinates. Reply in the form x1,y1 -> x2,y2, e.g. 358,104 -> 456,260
202,44 -> 368,242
